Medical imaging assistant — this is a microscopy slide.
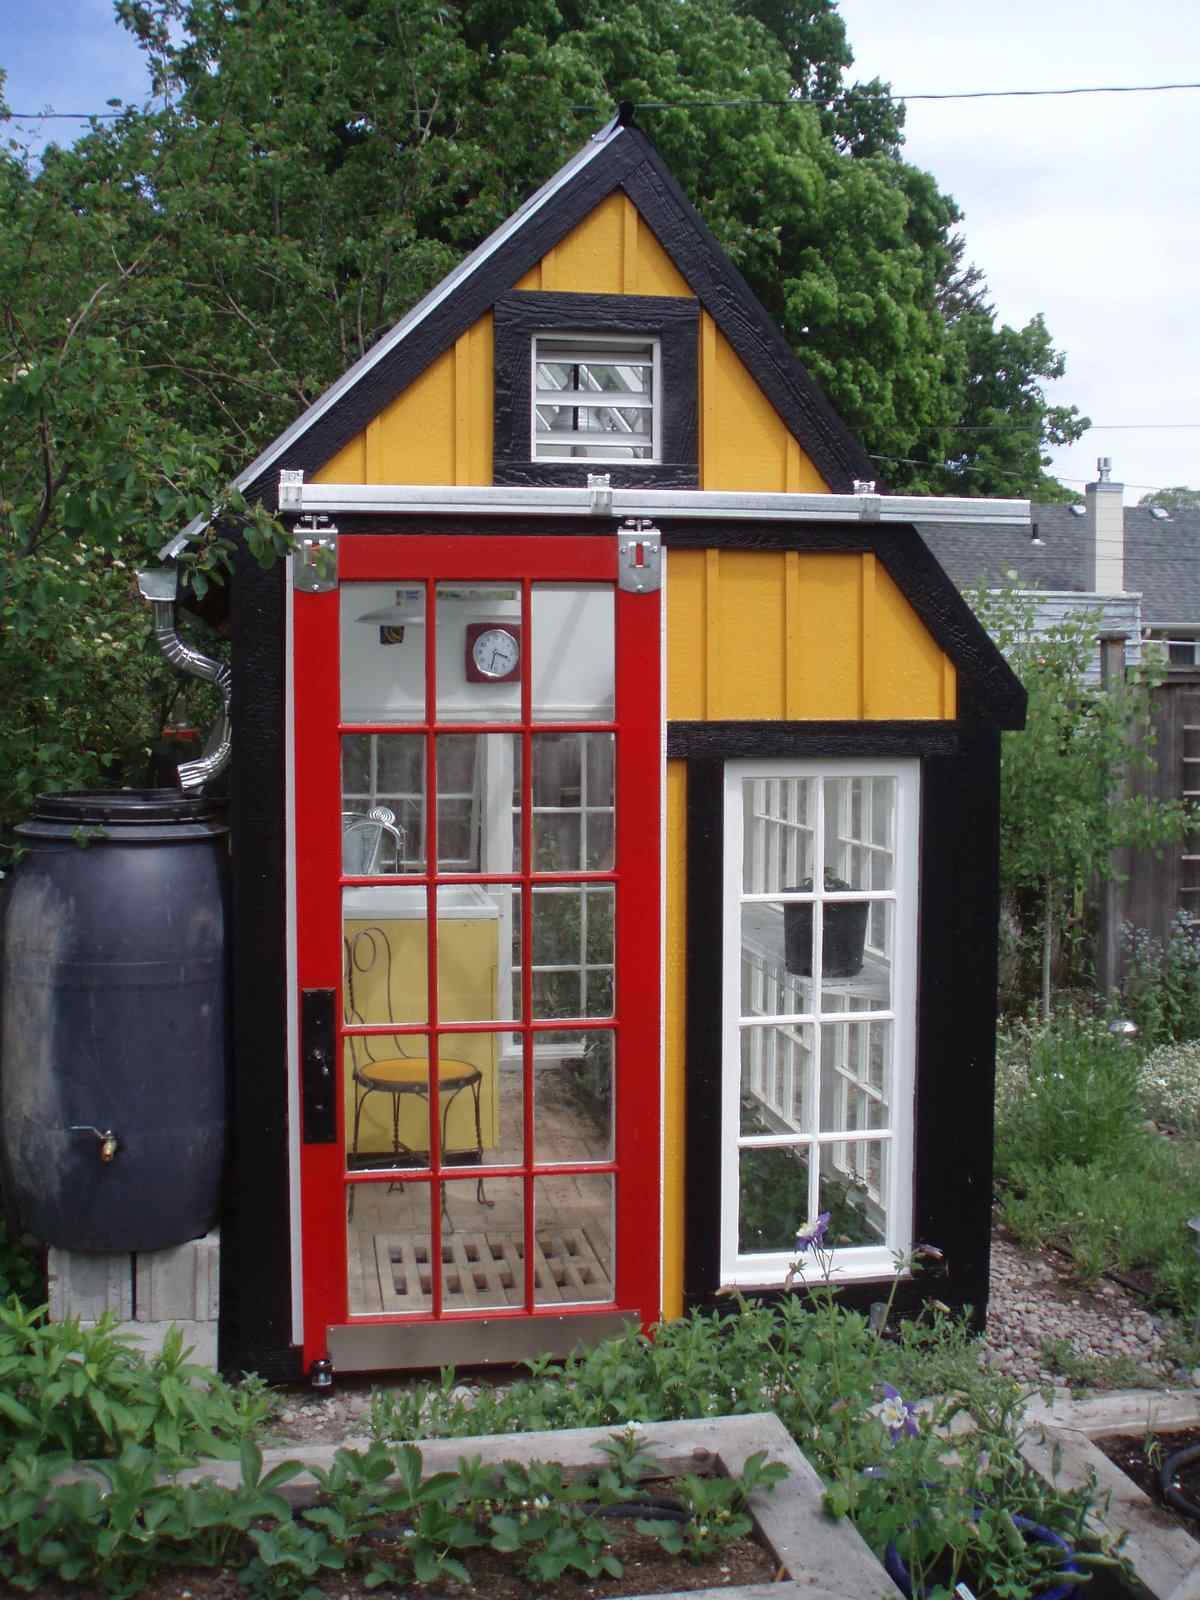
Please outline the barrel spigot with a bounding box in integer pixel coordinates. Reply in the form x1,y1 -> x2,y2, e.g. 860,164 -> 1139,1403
69,1125 -> 119,1163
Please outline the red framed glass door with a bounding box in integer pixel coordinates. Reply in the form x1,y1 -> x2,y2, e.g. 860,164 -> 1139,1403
293,535 -> 661,1372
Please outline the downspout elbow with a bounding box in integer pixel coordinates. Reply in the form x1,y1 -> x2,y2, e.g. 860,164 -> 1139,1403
137,567 -> 231,792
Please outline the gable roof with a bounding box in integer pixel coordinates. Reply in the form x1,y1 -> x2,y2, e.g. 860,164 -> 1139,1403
209,113 -> 876,517
916,503 -> 1200,631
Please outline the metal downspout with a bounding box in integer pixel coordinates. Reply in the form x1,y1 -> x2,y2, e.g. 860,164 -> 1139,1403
137,568 -> 232,792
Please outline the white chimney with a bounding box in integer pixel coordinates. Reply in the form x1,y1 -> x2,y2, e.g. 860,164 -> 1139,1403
1084,456 -> 1124,592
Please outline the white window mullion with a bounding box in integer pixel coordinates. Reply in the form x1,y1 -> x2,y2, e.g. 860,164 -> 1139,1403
721,759 -> 917,1288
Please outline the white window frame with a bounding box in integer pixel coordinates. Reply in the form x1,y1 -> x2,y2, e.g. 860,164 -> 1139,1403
720,758 -> 919,1287
531,333 -> 662,464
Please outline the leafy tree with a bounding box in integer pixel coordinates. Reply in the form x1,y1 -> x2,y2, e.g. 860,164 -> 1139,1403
1139,486 -> 1200,512
922,311 -> 1088,502
971,582 -> 1192,1017
0,3 -> 1088,855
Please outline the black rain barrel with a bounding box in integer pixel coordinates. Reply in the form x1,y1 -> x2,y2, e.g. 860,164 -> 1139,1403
1,790 -> 228,1252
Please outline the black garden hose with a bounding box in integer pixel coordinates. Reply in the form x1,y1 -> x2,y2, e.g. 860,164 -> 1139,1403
1160,1443 -> 1200,1520
587,1496 -> 690,1522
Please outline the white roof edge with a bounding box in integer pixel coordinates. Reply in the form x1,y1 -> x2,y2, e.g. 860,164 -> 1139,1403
281,480 -> 1031,527
161,119 -> 627,558
1002,588 -> 1142,601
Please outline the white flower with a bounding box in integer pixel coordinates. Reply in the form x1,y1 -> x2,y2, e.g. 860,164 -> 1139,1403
874,1393 -> 908,1432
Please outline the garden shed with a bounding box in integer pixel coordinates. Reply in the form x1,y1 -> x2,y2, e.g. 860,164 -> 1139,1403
71,113 -> 1028,1381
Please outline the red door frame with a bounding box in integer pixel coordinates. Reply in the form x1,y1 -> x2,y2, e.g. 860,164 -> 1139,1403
293,535 -> 662,1369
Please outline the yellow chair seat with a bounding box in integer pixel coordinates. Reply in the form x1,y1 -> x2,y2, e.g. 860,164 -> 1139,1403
356,1056 -> 481,1092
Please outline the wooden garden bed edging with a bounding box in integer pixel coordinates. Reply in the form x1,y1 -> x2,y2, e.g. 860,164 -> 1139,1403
1019,1388 -> 1200,1600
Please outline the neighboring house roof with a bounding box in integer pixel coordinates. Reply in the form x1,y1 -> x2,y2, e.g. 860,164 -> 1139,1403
917,503 -> 1200,633
1126,506 -> 1200,631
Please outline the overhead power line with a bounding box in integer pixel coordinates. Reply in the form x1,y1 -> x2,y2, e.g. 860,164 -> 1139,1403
7,79 -> 1200,121
946,422 -> 1200,434
867,452 -> 1177,496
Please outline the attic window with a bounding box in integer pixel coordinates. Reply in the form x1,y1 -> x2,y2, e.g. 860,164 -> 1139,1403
492,290 -> 698,489
533,336 -> 660,462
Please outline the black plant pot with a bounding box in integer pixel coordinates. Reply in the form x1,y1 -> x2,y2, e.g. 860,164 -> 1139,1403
783,896 -> 869,978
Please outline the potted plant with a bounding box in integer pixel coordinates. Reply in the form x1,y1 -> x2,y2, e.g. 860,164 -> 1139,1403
783,871 -> 869,978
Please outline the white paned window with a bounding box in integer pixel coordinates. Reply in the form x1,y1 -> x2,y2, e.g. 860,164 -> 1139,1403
533,335 -> 660,462
722,760 -> 918,1286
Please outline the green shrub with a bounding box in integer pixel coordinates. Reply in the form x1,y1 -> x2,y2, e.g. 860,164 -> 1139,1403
995,1012 -> 1140,1175
1000,1134 -> 1200,1311
1119,916 -> 1200,1045
0,1299 -> 273,1463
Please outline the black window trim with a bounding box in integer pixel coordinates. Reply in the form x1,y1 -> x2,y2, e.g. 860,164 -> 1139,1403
493,289 -> 699,489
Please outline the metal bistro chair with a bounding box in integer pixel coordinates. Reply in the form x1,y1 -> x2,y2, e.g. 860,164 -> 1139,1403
344,925 -> 492,1229
342,805 -> 406,875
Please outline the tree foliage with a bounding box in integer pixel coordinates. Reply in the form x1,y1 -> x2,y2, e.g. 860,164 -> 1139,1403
971,582 -> 1192,1013
1,1 -> 1088,851
1139,486 -> 1200,512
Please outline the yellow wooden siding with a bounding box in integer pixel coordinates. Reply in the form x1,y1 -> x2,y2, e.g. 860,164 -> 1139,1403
515,192 -> 692,297
314,194 -> 833,493
666,549 -> 955,720
311,316 -> 493,488
699,314 -> 828,494
661,758 -> 688,1321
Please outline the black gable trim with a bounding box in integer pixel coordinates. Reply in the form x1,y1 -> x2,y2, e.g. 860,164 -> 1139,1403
242,127 -> 873,504
658,519 -> 1026,730
618,138 -> 876,495
242,136 -> 648,502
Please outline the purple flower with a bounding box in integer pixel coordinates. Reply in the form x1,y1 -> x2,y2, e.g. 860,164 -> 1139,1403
873,1383 -> 920,1441
794,1212 -> 831,1252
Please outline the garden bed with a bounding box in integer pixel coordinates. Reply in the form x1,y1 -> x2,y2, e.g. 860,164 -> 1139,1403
1093,1424 -> 1200,1547
0,1510 -> 780,1600
1020,1390 -> 1200,1599
26,1415 -> 886,1600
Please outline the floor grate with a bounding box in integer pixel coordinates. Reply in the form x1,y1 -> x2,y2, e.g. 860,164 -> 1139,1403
369,1228 -> 611,1312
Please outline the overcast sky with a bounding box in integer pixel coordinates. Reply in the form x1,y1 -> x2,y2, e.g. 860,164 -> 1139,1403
837,0 -> 1200,504
3,0 -> 1198,505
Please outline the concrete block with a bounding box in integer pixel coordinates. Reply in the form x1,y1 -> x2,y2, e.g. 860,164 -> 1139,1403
135,1230 -> 219,1323
46,1248 -> 134,1322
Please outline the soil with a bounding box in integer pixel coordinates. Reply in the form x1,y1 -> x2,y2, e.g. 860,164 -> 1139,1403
1093,1424 -> 1200,1547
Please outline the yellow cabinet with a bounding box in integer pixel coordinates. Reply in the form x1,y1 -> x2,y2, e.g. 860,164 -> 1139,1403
343,886 -> 501,1161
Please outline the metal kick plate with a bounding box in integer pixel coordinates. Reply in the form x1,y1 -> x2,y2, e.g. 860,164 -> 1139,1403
328,1311 -> 639,1372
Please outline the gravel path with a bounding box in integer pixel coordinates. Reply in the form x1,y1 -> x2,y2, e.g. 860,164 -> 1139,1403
982,1229 -> 1192,1388
272,1232 -> 1197,1443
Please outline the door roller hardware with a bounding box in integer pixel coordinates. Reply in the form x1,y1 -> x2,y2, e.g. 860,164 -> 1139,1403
293,514 -> 339,594
618,521 -> 662,592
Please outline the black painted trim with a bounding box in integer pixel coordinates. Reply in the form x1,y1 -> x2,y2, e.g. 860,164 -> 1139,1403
242,136 -> 648,500
493,290 -> 699,488
683,761 -> 725,1307
241,125 -> 873,503
668,721 -> 957,760
680,726 -> 1000,1332
619,145 -> 876,494
912,692 -> 1000,1332
219,546 -> 301,1379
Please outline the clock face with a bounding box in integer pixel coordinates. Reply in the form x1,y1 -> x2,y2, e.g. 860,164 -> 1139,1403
467,624 -> 521,682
